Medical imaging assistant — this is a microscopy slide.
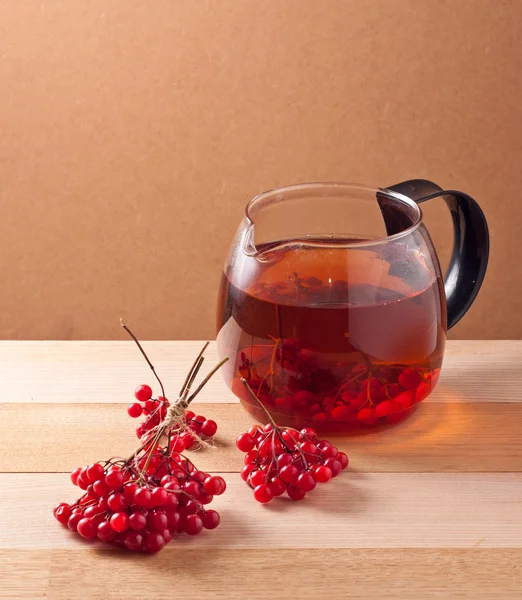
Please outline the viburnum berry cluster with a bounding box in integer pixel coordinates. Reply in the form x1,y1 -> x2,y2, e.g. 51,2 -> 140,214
237,379 -> 349,503
129,383 -> 218,451
53,321 -> 227,553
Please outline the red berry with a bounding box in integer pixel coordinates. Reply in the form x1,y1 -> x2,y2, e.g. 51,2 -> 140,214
249,470 -> 267,488
134,487 -> 152,508
416,381 -> 431,402
105,470 -> 124,489
241,464 -> 255,482
300,427 -> 318,440
183,514 -> 204,536
77,517 -> 97,539
321,444 -> 339,459
331,405 -> 352,421
236,433 -> 256,453
277,453 -> 293,468
398,369 -> 423,390
279,464 -> 299,485
203,476 -> 226,496
77,472 -> 89,490
143,531 -> 165,553
313,465 -> 332,483
269,477 -> 287,497
97,521 -> 117,542
151,487 -> 168,507
162,528 -> 173,543
338,452 -> 349,470
293,390 -> 316,406
70,467 -> 82,486
201,419 -> 218,437
110,512 -> 129,533
169,435 -> 186,453
92,479 -> 110,497
185,410 -> 195,421
107,493 -> 126,512
297,472 -> 316,492
253,484 -> 273,503
144,399 -> 157,412
124,531 -> 144,551
375,400 -> 399,418
123,482 -> 138,503
127,403 -> 143,418
67,512 -> 83,532
53,503 -> 72,525
395,390 -> 415,409
166,509 -> 181,531
357,407 -> 378,424
148,510 -> 168,532
164,493 -> 179,510
299,441 -> 320,456
201,509 -> 220,530
86,463 -> 105,483
181,432 -> 195,449
184,481 -> 201,498
129,512 -> 147,531
324,457 -> 342,477
84,505 -> 105,519
287,486 -> 306,501
135,385 -> 153,402
247,425 -> 263,438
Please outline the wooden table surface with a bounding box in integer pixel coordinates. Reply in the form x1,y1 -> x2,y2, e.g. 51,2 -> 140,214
1,340 -> 521,599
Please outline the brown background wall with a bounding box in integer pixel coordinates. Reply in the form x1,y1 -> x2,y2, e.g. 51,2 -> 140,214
0,0 -> 520,340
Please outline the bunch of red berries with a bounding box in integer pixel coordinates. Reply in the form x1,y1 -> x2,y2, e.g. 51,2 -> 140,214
128,383 -> 218,450
237,424 -> 348,503
53,322 -> 228,553
54,454 -> 226,552
237,380 -> 348,503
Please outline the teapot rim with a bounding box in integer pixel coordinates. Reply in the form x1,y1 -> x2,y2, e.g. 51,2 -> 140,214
245,182 -> 423,249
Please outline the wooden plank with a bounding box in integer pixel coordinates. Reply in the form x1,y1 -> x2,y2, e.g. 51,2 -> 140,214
1,473 -> 521,550
0,340 -> 520,404
1,402 -> 521,473
0,551 -> 50,600
46,549 -> 522,600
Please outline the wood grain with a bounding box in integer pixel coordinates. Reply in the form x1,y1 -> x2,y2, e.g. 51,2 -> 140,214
45,549 -> 522,600
2,340 -> 521,599
1,473 -> 521,550
4,402 -> 522,473
1,340 -> 521,404
0,551 -> 50,600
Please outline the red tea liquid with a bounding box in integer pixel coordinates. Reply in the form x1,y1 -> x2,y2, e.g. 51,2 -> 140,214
217,240 -> 446,432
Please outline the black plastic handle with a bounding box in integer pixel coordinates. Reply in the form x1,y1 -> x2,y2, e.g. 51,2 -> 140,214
387,178 -> 489,329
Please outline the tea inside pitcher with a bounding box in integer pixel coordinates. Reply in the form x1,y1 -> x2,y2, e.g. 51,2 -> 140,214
217,237 -> 446,432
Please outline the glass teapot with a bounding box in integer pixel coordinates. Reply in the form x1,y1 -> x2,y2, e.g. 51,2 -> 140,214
216,179 -> 489,433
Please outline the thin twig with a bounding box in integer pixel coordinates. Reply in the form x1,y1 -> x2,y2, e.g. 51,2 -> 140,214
179,342 -> 210,396
120,319 -> 165,398
241,378 -> 278,428
182,356 -> 205,400
186,357 -> 229,404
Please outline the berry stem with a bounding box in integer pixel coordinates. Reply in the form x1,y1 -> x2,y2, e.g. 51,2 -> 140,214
182,356 -> 205,400
120,319 -> 166,399
186,357 -> 229,404
241,377 -> 278,429
179,342 -> 210,397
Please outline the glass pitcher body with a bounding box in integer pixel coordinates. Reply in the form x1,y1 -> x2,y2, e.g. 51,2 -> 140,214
217,181 -> 488,432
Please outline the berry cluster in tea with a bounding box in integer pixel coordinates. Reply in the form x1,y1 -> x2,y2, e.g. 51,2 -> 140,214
239,338 -> 441,429
237,379 -> 349,503
128,384 -> 218,450
53,321 -> 227,553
